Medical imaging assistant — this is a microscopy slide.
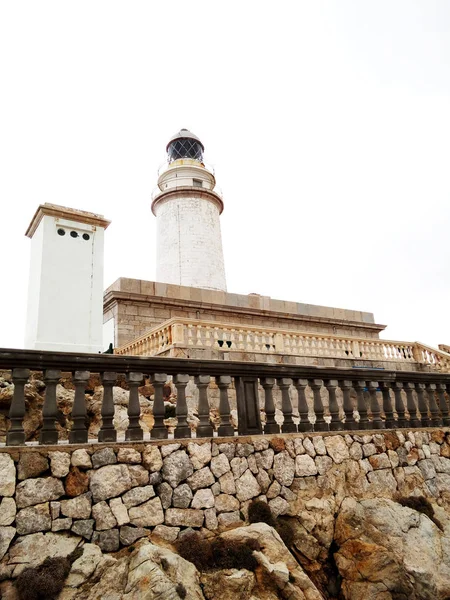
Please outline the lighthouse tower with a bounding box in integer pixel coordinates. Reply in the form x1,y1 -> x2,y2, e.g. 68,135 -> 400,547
152,129 -> 227,292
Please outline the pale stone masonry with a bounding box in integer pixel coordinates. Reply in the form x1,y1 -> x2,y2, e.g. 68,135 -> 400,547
1,429 -> 449,561
103,277 -> 384,349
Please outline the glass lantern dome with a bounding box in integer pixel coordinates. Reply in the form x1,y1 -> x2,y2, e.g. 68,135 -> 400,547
166,129 -> 204,164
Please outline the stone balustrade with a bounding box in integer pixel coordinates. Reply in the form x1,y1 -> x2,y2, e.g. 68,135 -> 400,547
1,348 -> 450,447
115,318 -> 450,372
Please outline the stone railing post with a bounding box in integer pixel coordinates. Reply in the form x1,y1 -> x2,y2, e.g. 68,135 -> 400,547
174,374 -> 191,439
216,375 -> 234,437
415,383 -> 430,427
404,382 -> 420,427
126,372 -> 144,441
69,370 -> 90,444
6,368 -> 30,446
294,378 -> 312,432
367,381 -> 384,429
261,377 -> 279,434
392,382 -> 407,428
195,375 -> 213,437
277,378 -> 296,433
380,382 -> 396,429
310,379 -> 327,432
437,384 -> 450,426
39,370 -> 61,445
98,372 -> 117,442
340,380 -> 356,429
326,379 -> 343,431
150,373 -> 168,439
426,383 -> 441,427
354,380 -> 369,430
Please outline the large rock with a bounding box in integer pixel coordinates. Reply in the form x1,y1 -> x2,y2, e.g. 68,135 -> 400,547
187,466 -> 215,491
173,483 -> 193,508
165,508 -> 204,528
143,445 -> 163,471
0,498 -> 16,526
122,485 -> 155,509
162,450 -> 194,488
60,492 -> 92,519
16,477 -> 64,508
120,525 -> 150,546
295,455 -> 318,477
334,497 -> 450,599
8,532 -> 81,567
17,452 -> 49,480
128,497 -> 164,527
191,489 -> 215,509
65,543 -> 104,588
49,451 -> 71,477
324,435 -> 350,463
235,469 -> 261,502
273,451 -> 295,486
92,501 -> 117,530
89,464 -> 133,502
0,454 -> 16,496
0,527 -> 15,561
211,453 -> 231,478
188,442 -> 212,469
65,467 -> 89,497
16,503 -> 51,535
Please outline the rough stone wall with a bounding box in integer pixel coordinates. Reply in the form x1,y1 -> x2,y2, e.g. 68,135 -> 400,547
1,429 -> 450,567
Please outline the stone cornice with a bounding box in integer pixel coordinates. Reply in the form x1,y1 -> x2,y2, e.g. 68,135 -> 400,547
25,203 -> 111,238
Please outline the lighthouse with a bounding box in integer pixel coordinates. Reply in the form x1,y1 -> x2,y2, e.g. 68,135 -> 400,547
151,129 -> 227,292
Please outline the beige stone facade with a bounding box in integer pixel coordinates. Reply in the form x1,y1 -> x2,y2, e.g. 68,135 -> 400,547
103,277 -> 385,350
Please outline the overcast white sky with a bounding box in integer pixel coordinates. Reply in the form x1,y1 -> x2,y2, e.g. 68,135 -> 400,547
1,1 -> 449,349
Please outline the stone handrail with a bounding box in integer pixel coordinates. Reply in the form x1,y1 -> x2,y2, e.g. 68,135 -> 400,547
1,348 -> 450,447
115,318 -> 449,370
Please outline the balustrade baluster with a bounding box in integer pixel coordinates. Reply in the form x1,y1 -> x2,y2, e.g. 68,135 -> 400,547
310,379 -> 328,431
174,374 -> 191,438
426,383 -> 442,427
39,370 -> 61,444
98,372 -> 117,442
216,375 -> 234,437
261,377 -> 279,434
69,370 -> 90,444
367,381 -> 385,429
125,372 -> 144,441
278,378 -> 296,433
295,378 -> 312,432
404,382 -> 420,427
354,380 -> 369,430
415,383 -> 430,427
6,368 -> 30,446
380,382 -> 396,428
195,375 -> 214,437
437,384 -> 450,426
392,382 -> 407,427
340,380 -> 356,429
150,373 -> 168,439
326,379 -> 342,431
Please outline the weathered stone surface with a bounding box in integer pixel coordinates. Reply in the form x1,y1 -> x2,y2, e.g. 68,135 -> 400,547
204,508 -> 218,531
17,452 -> 48,480
120,525 -> 150,546
148,471 -> 162,486
157,482 -> 173,509
122,485 -> 155,509
129,497 -> 164,527
369,452 -> 391,470
143,445 -> 163,471
247,454 -> 258,474
187,466 -> 215,491
16,477 -> 64,508
48,451 -> 71,477
51,517 -> 72,532
215,494 -> 240,513
152,524 -> 179,543
256,469 -> 271,494
363,443 -> 377,457
109,497 -> 130,526
349,442 -> 363,460
236,443 -> 255,457
268,496 -> 289,517
188,442 -> 212,469
367,470 -> 398,496
210,453 -> 231,478
0,498 -> 16,526
92,447 -> 117,468
65,467 -> 89,497
72,519 -> 94,540
90,464 -> 132,502
273,451 -> 295,486
16,502 -> 51,535
235,469 -> 261,502
231,457 -> 248,479
162,450 -> 194,488
217,511 -> 243,527
201,568 -> 256,600
219,471 -> 236,495
295,454 -> 318,476
71,449 -> 92,469
267,480 -> 282,499
160,443 -> 181,458
324,436 -> 349,463
217,443 -> 235,461
165,508 -> 204,528
65,543 -> 103,588
117,448 -> 141,463
60,492 -> 92,519
315,455 -> 333,475
191,488 -> 215,509
0,527 -> 16,561
0,454 -> 16,497
128,464 -> 150,487
93,528 -> 119,552
8,532 -> 80,567
93,501 -> 117,530
173,483 -> 193,508
302,438 -> 316,457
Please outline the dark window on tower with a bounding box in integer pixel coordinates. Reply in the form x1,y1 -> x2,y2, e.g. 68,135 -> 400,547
193,179 -> 203,188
